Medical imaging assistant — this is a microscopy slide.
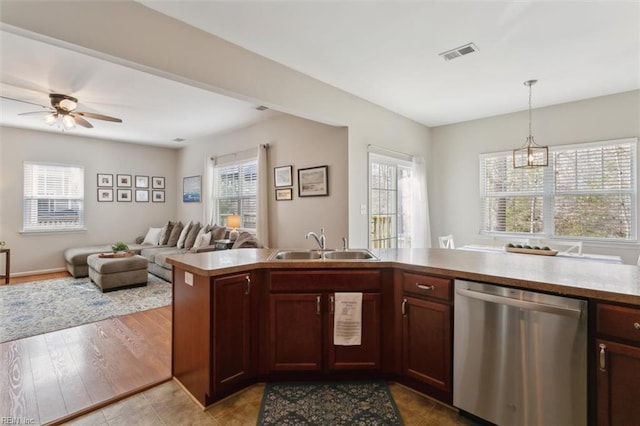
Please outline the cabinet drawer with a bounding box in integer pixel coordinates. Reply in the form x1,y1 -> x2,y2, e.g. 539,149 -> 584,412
597,303 -> 640,344
270,270 -> 380,292
402,272 -> 452,302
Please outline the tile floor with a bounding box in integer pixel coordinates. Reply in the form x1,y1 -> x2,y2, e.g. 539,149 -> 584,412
65,380 -> 479,425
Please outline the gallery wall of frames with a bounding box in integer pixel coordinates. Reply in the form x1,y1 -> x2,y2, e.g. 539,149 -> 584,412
97,173 -> 166,203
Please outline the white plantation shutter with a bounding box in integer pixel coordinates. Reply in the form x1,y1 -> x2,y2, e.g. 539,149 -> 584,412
23,162 -> 84,231
214,159 -> 257,230
479,138 -> 636,241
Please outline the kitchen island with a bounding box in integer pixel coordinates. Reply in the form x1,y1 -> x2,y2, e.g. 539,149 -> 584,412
167,248 -> 640,424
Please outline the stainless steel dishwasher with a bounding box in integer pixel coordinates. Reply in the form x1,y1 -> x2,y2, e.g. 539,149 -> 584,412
453,279 -> 587,426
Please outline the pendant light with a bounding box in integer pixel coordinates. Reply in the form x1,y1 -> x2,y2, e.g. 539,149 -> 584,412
513,79 -> 548,168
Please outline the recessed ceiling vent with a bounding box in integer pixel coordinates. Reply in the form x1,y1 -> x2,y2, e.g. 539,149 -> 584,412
439,42 -> 479,61
255,105 -> 268,111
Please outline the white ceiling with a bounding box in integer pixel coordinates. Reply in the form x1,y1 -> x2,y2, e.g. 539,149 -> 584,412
1,2 -> 638,146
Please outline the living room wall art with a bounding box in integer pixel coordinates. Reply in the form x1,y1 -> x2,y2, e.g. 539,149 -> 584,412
152,190 -> 165,203
274,165 -> 293,187
152,176 -> 165,189
298,165 -> 329,197
117,174 -> 132,187
98,188 -> 113,202
117,189 -> 132,202
97,173 -> 113,187
275,188 -> 293,201
135,175 -> 149,188
135,190 -> 149,202
183,175 -> 201,203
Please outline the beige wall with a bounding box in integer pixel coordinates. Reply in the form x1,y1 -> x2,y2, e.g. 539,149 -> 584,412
176,114 -> 348,249
430,90 -> 640,264
0,126 -> 177,274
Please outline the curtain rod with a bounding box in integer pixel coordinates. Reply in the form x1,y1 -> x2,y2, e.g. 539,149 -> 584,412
367,144 -> 413,161
211,143 -> 269,161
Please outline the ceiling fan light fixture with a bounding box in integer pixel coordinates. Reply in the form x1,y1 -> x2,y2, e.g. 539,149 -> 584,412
44,113 -> 57,125
59,98 -> 77,112
513,79 -> 548,169
61,114 -> 76,130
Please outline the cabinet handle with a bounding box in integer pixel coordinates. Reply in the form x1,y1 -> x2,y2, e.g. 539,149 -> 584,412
316,296 -> 321,315
416,283 -> 435,291
599,343 -> 607,371
330,295 -> 335,315
634,322 -> 640,330
245,276 -> 251,295
401,298 -> 407,317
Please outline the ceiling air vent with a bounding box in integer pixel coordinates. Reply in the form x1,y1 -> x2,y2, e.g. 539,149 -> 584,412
439,42 -> 479,61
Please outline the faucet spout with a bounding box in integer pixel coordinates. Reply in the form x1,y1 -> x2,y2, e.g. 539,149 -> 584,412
305,228 -> 326,250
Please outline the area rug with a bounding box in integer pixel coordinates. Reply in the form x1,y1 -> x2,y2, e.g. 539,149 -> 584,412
257,380 -> 404,425
0,273 -> 171,343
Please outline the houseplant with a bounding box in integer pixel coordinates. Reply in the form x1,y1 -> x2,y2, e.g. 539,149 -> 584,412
111,241 -> 129,254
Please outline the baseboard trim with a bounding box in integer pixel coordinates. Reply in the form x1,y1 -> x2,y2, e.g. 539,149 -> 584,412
12,267 -> 67,278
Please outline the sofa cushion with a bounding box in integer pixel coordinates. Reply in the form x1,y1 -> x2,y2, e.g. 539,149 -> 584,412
142,227 -> 162,245
155,249 -> 188,269
177,221 -> 192,249
191,231 -> 212,252
211,224 -> 227,242
184,222 -> 202,249
166,222 -> 183,246
158,221 -> 174,245
232,232 -> 261,249
140,246 -> 180,263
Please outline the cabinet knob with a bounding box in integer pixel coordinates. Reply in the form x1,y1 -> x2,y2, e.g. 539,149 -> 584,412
634,322 -> 640,330
401,298 -> 407,317
245,275 -> 251,295
316,296 -> 321,315
599,343 -> 607,371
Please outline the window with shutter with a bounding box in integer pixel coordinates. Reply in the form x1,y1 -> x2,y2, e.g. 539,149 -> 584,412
479,138 -> 637,241
23,162 -> 85,232
214,160 -> 257,230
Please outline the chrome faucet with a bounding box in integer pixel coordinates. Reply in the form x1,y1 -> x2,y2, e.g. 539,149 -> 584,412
305,228 -> 326,250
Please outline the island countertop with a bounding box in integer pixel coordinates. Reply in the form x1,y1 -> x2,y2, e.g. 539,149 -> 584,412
167,247 -> 640,305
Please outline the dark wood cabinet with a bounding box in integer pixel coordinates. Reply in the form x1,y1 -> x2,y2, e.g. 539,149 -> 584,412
400,271 -> 453,402
268,270 -> 382,373
596,303 -> 640,426
212,273 -> 254,394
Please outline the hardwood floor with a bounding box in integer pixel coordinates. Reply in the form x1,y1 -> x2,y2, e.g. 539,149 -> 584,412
0,306 -> 171,425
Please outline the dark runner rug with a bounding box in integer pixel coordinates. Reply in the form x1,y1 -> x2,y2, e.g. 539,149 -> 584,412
257,380 -> 404,425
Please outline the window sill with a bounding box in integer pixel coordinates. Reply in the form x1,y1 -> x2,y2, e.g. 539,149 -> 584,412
20,228 -> 88,235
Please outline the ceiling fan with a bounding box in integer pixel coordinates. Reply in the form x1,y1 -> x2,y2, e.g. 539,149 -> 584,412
2,93 -> 123,130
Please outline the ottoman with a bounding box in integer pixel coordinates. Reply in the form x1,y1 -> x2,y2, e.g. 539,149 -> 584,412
87,253 -> 148,292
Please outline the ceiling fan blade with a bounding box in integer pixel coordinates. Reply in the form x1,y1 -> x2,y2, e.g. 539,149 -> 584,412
18,110 -> 55,116
71,114 -> 94,128
1,95 -> 49,109
76,111 -> 122,123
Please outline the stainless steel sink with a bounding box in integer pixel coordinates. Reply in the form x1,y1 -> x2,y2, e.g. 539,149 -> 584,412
271,250 -> 323,260
322,249 -> 379,260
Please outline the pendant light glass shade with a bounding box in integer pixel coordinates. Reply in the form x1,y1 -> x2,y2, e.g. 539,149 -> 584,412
513,80 -> 548,168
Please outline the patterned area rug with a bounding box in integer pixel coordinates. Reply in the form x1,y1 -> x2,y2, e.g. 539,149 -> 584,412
0,273 -> 171,343
257,381 -> 404,425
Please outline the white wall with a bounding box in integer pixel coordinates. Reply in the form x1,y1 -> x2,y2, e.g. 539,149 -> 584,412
1,1 -> 431,247
0,126 -> 177,274
176,114 -> 348,249
430,90 -> 640,264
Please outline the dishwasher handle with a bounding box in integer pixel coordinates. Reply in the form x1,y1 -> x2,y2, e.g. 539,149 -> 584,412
456,287 -> 583,318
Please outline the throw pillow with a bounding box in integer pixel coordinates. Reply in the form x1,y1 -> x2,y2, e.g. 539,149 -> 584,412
231,231 -> 261,249
142,227 -> 162,245
191,231 -> 212,252
177,220 -> 192,249
210,224 -> 227,242
193,224 -> 210,247
166,222 -> 184,246
158,221 -> 174,245
184,222 -> 202,249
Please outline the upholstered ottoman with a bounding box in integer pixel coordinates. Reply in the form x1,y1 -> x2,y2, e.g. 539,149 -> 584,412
87,254 -> 148,292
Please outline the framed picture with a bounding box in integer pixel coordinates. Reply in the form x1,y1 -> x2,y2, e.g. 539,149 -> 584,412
117,188 -> 132,202
97,173 -> 113,187
275,188 -> 293,201
135,175 -> 149,188
97,188 -> 113,202
274,165 -> 293,188
183,175 -> 201,203
298,165 -> 329,197
117,174 -> 132,187
152,176 -> 165,189
135,189 -> 149,202
152,190 -> 165,203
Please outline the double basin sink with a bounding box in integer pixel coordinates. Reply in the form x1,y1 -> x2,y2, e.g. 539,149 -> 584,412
269,248 -> 379,261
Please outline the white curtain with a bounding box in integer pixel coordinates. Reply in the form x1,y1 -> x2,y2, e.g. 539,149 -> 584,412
203,156 -> 216,226
411,155 -> 431,248
256,144 -> 270,247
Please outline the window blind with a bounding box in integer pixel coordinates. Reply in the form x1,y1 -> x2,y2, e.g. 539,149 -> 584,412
23,162 -> 84,231
214,160 -> 257,230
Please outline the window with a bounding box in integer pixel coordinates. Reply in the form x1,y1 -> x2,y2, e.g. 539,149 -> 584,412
23,162 -> 85,232
214,159 -> 257,230
369,153 -> 413,248
480,138 -> 637,241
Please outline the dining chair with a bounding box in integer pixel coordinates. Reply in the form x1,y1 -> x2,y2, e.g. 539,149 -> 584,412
438,235 -> 455,249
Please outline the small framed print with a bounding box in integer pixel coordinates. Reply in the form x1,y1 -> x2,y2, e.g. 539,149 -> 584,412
275,187 -> 293,201
152,190 -> 165,203
135,189 -> 149,202
135,175 -> 149,188
183,175 -> 201,203
274,165 -> 293,188
97,173 -> 113,187
117,174 -> 132,187
152,176 -> 165,189
298,165 -> 329,197
117,188 -> 132,202
97,188 -> 113,202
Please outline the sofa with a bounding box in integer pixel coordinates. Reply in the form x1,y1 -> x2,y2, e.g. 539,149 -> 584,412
63,220 -> 261,281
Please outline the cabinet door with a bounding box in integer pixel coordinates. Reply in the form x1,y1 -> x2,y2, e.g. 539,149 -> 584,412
596,339 -> 640,426
402,296 -> 451,392
212,273 -> 252,394
328,293 -> 381,370
269,293 -> 323,371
